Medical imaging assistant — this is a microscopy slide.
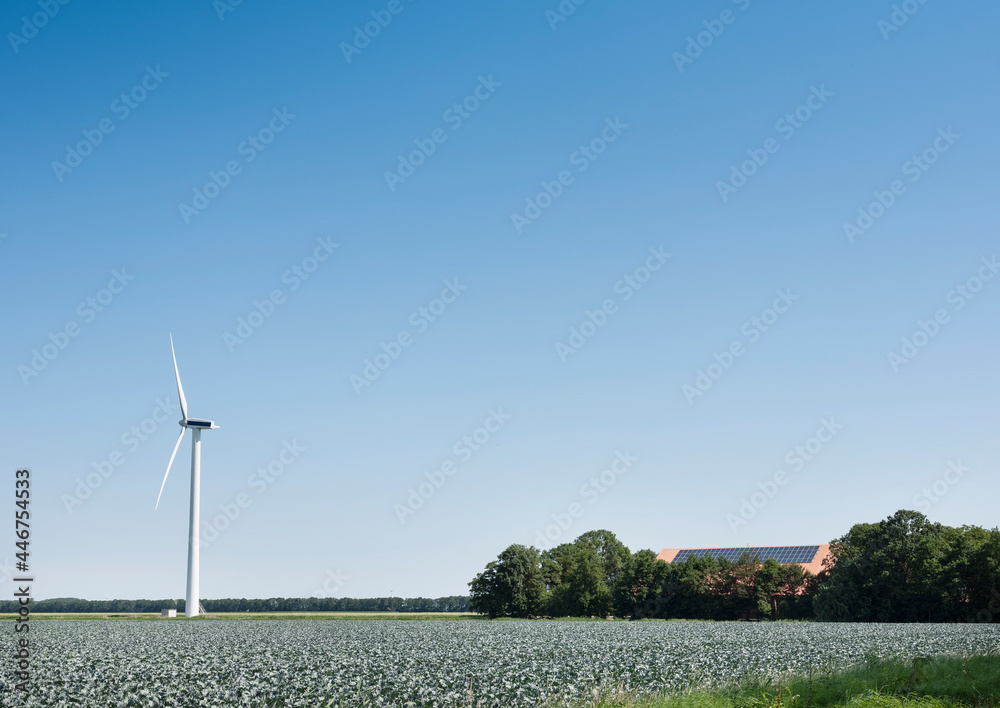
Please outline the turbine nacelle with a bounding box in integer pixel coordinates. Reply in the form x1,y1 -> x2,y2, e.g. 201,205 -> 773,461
180,418 -> 219,430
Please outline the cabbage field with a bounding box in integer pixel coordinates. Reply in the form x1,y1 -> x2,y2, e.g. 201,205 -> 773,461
3,620 -> 999,707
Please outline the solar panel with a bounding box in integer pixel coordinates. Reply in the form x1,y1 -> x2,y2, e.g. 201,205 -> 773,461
670,546 -> 819,565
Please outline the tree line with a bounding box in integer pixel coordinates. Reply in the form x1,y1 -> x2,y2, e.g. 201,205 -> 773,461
469,511 -> 1000,622
0,596 -> 470,614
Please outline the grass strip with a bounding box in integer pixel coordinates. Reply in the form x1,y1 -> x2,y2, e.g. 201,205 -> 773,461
566,655 -> 1000,708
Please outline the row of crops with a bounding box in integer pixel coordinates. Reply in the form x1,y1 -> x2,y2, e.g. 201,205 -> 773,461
3,620 -> 999,707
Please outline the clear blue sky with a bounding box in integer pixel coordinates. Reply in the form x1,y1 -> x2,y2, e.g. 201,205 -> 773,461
1,0 -> 998,601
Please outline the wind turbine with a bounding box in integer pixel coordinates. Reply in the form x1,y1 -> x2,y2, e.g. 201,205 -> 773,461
155,334 -> 219,618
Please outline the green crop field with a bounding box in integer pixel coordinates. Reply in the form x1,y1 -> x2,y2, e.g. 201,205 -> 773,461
2,620 -> 999,707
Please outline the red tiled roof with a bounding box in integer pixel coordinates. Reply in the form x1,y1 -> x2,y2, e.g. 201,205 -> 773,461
656,545 -> 831,576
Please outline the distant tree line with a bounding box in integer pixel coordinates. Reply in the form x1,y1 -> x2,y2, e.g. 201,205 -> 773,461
0,596 -> 470,614
200,596 -> 471,613
0,598 -> 183,614
469,511 -> 1000,622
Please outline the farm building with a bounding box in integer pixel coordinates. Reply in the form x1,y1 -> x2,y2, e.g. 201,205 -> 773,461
657,545 -> 831,576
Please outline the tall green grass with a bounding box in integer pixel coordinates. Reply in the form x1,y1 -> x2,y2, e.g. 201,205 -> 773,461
561,655 -> 1000,708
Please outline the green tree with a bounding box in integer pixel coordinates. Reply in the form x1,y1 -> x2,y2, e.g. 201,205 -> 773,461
756,558 -> 785,619
575,530 -> 630,588
542,539 -> 615,617
707,552 -> 762,619
612,549 -> 670,618
756,558 -> 808,619
565,543 -> 613,616
936,524 -> 1000,622
469,544 -> 545,618
814,509 -> 950,621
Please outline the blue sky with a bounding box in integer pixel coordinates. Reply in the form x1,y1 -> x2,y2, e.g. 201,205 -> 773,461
1,0 -> 998,601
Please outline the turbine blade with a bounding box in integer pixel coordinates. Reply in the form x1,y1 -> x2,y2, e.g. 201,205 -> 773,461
156,427 -> 187,510
169,333 -> 188,420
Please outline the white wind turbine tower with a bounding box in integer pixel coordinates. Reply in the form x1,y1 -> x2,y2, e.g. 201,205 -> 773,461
155,334 -> 219,618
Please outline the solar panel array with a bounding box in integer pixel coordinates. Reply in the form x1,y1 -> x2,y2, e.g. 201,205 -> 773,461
671,546 -> 820,564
